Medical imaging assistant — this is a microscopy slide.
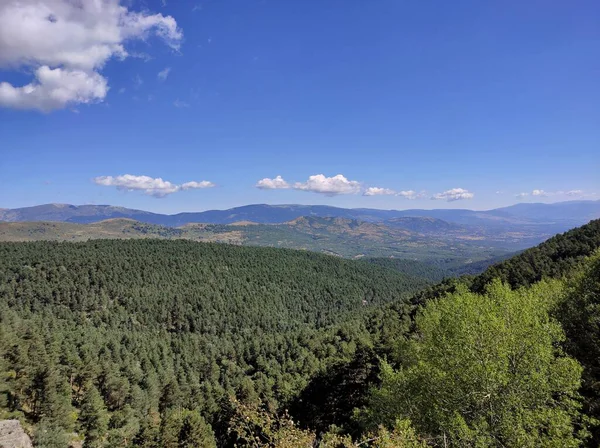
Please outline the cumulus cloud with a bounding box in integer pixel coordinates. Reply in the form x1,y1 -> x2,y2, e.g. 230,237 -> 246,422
532,189 -> 548,197
398,190 -> 424,200
181,181 -> 215,190
363,187 -> 396,196
0,67 -> 107,112
432,188 -> 474,202
0,0 -> 183,111
516,192 -> 529,198
294,174 -> 361,196
256,175 -> 290,190
157,67 -> 171,81
94,174 -> 214,198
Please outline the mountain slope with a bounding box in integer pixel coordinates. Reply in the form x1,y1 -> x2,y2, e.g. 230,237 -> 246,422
412,218 -> 600,304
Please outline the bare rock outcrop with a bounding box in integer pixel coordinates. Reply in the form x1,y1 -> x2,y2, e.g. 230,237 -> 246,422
0,420 -> 33,448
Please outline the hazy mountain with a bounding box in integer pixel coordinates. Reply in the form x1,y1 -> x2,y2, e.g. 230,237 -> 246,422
1,200 -> 598,232
0,203 -> 162,224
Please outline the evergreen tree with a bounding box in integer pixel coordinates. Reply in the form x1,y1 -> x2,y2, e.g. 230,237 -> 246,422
79,384 -> 109,447
33,421 -> 71,448
178,410 -> 217,448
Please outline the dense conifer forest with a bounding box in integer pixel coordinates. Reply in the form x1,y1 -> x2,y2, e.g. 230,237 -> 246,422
0,220 -> 599,447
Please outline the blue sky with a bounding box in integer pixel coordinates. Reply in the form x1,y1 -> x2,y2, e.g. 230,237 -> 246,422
0,0 -> 598,213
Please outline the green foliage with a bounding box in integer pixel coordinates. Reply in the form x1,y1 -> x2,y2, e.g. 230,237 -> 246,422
1,221 -> 599,446
362,420 -> 428,448
288,346 -> 380,436
363,281 -> 587,447
80,384 -> 109,447
556,251 -> 600,445
229,398 -> 427,447
160,409 -> 216,448
33,421 -> 72,448
360,258 -> 449,283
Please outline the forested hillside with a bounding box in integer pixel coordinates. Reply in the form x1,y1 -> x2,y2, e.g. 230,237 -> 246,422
413,219 -> 600,304
1,220 -> 600,447
0,240 -> 426,447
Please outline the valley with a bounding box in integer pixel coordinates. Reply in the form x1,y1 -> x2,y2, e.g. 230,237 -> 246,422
5,200 -> 599,278
0,219 -> 599,447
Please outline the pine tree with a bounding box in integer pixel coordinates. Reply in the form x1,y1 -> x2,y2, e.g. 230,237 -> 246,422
179,410 -> 217,448
79,384 -> 108,447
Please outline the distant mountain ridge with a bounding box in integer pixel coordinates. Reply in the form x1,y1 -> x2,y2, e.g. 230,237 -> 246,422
1,201 -> 599,231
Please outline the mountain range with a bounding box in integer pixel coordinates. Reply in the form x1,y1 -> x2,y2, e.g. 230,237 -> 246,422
1,200 -> 599,230
2,201 -> 598,274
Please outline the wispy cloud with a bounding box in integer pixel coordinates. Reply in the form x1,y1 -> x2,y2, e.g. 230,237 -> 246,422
173,99 -> 189,108
517,189 -> 591,199
129,52 -> 154,62
93,174 -> 214,198
432,188 -> 474,202
363,187 -> 396,196
363,187 -> 424,199
565,190 -> 584,197
256,175 -> 290,190
398,190 -> 426,200
158,67 -> 171,81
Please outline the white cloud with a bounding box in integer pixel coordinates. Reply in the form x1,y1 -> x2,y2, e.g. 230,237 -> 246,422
94,174 -> 214,198
158,67 -> 171,81
294,174 -> 361,196
517,189 -> 588,199
181,180 -> 215,190
0,67 -> 107,112
432,188 -> 474,202
565,190 -> 584,197
173,99 -> 189,108
398,190 -> 424,200
363,188 -> 424,199
0,0 -> 182,111
363,187 -> 396,196
256,175 -> 290,190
